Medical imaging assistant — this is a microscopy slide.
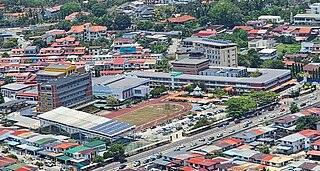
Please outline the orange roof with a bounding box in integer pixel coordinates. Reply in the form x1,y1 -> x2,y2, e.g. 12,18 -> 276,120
298,129 -> 320,137
233,26 -> 253,31
249,29 -> 259,34
179,166 -> 197,171
308,107 -> 320,115
312,140 -> 320,146
220,138 -> 243,145
165,15 -> 196,23
250,129 -> 264,135
11,130 -> 30,136
53,142 -> 79,149
307,150 -> 320,156
235,144 -> 254,150
262,155 -> 274,161
299,28 -> 312,34
89,26 -> 106,32
65,12 -> 90,20
56,36 -> 75,43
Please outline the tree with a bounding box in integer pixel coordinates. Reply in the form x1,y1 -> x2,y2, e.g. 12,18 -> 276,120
91,3 -> 107,17
261,59 -> 285,69
247,49 -> 262,68
150,85 -> 167,97
32,39 -> 47,48
136,20 -> 153,30
295,116 -> 320,131
249,69 -> 261,78
155,58 -> 171,72
2,52 -> 9,58
104,143 -> 125,160
35,161 -> 44,168
226,97 -> 257,118
93,156 -> 104,164
56,20 -> 73,31
3,39 -> 18,48
244,91 -> 278,106
193,118 -> 211,129
114,14 -> 131,30
4,76 -> 13,85
125,99 -> 133,107
6,154 -> 17,159
183,85 -> 193,93
151,44 -> 168,53
208,1 -> 243,28
290,103 -> 300,114
214,29 -> 248,48
276,35 -> 296,44
105,96 -> 119,105
61,1 -> 81,16
259,145 -> 270,154
0,92 -> 4,104
211,88 -> 227,98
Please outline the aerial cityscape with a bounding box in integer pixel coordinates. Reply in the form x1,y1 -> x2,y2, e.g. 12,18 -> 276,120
0,0 -> 319,171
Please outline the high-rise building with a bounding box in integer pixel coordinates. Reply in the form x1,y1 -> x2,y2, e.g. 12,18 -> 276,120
38,73 -> 92,112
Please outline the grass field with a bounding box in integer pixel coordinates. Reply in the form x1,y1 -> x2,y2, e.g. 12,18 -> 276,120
277,43 -> 301,56
114,104 -> 184,126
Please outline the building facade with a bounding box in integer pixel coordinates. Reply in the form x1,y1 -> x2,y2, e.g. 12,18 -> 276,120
38,73 -> 93,112
180,38 -> 238,67
171,58 -> 209,75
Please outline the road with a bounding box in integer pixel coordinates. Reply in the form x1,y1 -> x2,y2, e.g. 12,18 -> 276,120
94,91 -> 320,171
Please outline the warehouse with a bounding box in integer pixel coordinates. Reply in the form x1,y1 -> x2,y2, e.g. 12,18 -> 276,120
38,107 -> 135,139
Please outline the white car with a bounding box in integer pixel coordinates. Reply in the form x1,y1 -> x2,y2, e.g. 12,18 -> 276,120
229,129 -> 235,133
198,138 -> 205,141
178,144 -> 185,148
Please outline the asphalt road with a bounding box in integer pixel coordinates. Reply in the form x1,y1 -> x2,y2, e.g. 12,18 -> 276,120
94,91 -> 320,171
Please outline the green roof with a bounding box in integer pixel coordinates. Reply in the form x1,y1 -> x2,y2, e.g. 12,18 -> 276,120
84,140 -> 105,148
65,146 -> 90,154
57,155 -> 72,161
35,138 -> 57,145
6,163 -> 26,170
171,72 -> 183,77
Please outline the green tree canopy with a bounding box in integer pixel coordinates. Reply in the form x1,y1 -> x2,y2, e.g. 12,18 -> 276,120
244,91 -> 278,106
104,143 -> 125,160
114,14 -> 131,30
295,116 -> 320,131
226,96 -> 257,118
290,103 -> 300,114
261,59 -> 285,69
208,1 -> 243,28
61,1 -> 81,16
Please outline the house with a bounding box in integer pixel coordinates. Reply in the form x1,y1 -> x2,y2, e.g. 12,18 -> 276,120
248,29 -> 269,39
277,133 -> 306,154
294,14 -> 320,25
186,157 -> 228,170
1,83 -> 33,99
258,15 -> 283,23
192,30 -> 217,38
38,47 -> 64,56
162,15 -> 196,24
64,146 -> 96,161
44,6 -> 61,18
67,23 -> 107,41
65,12 -> 90,22
155,150 -> 203,169
232,26 -> 254,32
247,20 -> 267,29
88,46 -> 102,55
51,36 -> 80,47
135,5 -> 154,19
42,29 -> 66,44
273,114 -> 301,128
258,49 -> 278,60
24,46 -> 39,57
248,39 -> 275,50
52,142 -> 79,153
84,140 -> 106,152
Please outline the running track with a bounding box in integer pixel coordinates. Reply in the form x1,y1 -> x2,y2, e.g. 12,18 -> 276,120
102,95 -> 192,130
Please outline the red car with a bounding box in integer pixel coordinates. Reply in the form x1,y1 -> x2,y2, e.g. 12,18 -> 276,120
280,108 -> 286,112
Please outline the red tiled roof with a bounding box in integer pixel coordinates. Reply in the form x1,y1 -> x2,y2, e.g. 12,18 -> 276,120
65,12 -> 90,21
312,140 -> 320,146
250,129 -> 264,135
192,30 -> 217,37
186,157 -> 223,167
15,166 -> 37,171
11,130 -> 30,136
113,38 -> 134,43
89,26 -> 106,32
56,36 -> 75,43
220,137 -> 243,145
0,157 -> 17,167
298,129 -> 320,137
262,155 -> 274,161
53,142 -> 79,149
303,63 -> 320,72
307,150 -> 320,156
249,29 -> 259,34
308,107 -> 320,115
233,26 -> 253,31
299,28 -> 312,34
113,58 -> 126,65
179,166 -> 197,171
164,15 -> 196,23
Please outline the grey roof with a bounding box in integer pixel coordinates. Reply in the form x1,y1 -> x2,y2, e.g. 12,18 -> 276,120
41,73 -> 89,86
1,83 -> 30,91
172,58 -> 209,65
93,75 -> 149,90
128,68 -> 291,85
164,150 -> 187,158
201,67 -> 246,74
46,64 -> 71,70
0,99 -> 26,107
232,132 -> 258,139
183,37 -> 237,46
279,133 -> 305,142
153,159 -> 172,166
25,46 -> 38,50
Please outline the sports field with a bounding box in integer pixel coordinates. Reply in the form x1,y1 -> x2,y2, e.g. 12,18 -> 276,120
114,103 -> 184,126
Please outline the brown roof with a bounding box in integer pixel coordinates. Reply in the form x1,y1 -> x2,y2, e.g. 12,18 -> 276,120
303,63 -> 320,72
298,162 -> 318,170
164,15 -> 196,23
273,115 -> 299,124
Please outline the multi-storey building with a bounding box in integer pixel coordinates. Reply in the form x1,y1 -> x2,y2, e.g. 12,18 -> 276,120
180,38 -> 238,67
37,72 -> 93,112
67,23 -> 106,42
172,58 -> 209,75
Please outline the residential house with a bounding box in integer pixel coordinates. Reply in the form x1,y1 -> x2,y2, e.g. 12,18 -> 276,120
276,133 -> 306,154
258,49 -> 278,60
247,20 -> 267,29
38,47 -> 64,56
51,36 -> 80,47
44,6 -> 61,18
84,140 -> 106,152
258,15 -> 283,23
42,29 -> 66,44
294,14 -> 320,25
273,114 -> 301,129
67,23 -> 107,41
64,146 -> 96,161
248,39 -> 275,50
162,15 -> 196,24
186,157 -> 228,170
1,83 -> 33,99
65,12 -> 90,22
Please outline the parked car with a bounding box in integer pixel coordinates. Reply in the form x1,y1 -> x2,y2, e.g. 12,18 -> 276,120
198,138 -> 205,141
119,164 -> 127,169
133,161 -> 141,167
